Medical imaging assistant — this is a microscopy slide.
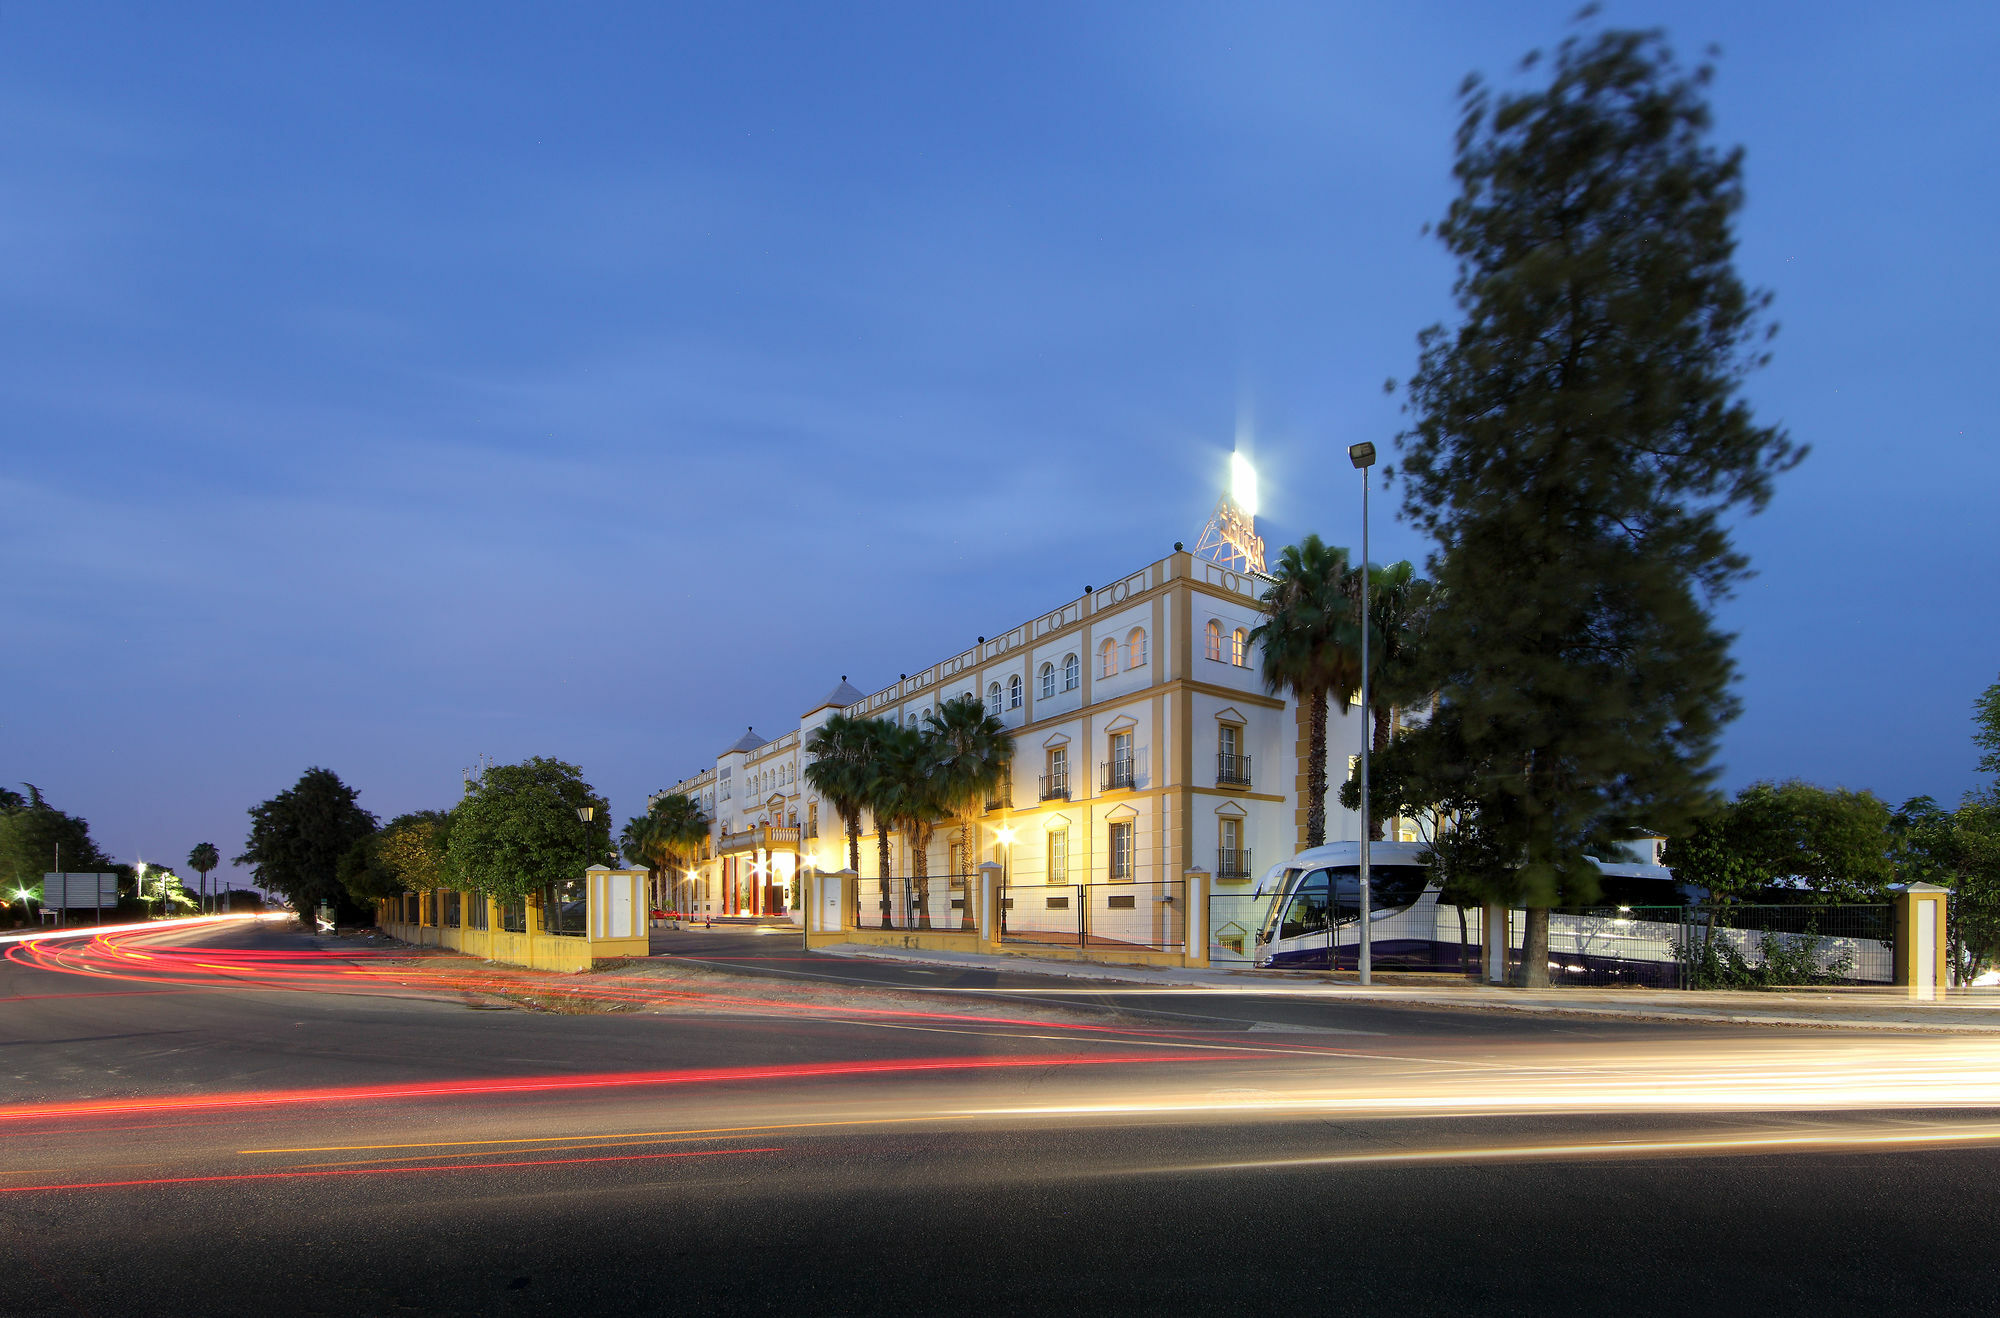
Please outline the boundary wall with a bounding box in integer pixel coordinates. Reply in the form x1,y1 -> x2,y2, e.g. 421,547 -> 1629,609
377,866 -> 650,974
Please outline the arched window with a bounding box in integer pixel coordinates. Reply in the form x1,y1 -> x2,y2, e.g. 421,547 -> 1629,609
1039,662 -> 1056,700
1099,638 -> 1118,678
1062,652 -> 1080,691
1205,619 -> 1223,661
1127,627 -> 1148,668
1232,627 -> 1249,667
986,682 -> 1003,717
1008,674 -> 1023,709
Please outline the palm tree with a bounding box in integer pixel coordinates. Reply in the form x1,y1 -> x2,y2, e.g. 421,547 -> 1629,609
875,724 -> 948,930
187,842 -> 220,915
1250,535 -> 1362,849
1352,560 -> 1437,840
804,713 -> 874,873
848,720 -> 903,928
925,695 -> 1013,930
623,794 -> 711,914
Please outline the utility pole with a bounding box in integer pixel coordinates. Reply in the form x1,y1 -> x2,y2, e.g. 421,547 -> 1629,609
1348,441 -> 1376,986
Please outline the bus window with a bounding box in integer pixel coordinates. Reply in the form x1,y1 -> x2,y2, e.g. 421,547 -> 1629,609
1278,869 -> 1331,941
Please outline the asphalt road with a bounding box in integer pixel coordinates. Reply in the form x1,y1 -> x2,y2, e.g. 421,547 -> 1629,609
6,918 -> 2000,1316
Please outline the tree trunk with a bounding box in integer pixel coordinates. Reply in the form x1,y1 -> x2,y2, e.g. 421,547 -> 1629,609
1306,690 -> 1329,848
960,815 -> 979,931
1458,904 -> 1472,979
1517,906 -> 1551,987
913,823 -> 931,930
876,825 -> 892,929
847,818 -> 861,874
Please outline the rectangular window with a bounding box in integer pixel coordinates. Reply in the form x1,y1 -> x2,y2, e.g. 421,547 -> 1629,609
1219,724 -> 1238,759
1231,629 -> 1247,666
1107,731 -> 1134,789
1221,817 -> 1240,854
1109,821 -> 1133,880
1048,828 -> 1068,885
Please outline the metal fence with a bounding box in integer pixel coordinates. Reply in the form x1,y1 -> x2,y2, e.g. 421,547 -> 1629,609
1203,892 -> 1895,987
1000,879 -> 1186,952
852,873 -> 979,932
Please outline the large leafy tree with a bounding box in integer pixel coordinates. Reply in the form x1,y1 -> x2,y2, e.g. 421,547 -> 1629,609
925,694 -> 1014,927
187,842 -> 220,914
0,785 -> 113,912
340,811 -> 452,906
1393,25 -> 1802,985
1251,535 -> 1361,849
1666,780 -> 1895,904
804,713 -> 876,873
238,768 -> 378,924
448,758 -> 610,907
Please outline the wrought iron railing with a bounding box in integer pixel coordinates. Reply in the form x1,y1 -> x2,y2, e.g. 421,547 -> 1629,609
1100,758 -> 1135,791
1217,847 -> 1253,881
1039,771 -> 1069,801
1217,752 -> 1252,787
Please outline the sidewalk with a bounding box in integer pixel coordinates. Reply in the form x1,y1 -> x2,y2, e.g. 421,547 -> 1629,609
812,941 -> 2000,1033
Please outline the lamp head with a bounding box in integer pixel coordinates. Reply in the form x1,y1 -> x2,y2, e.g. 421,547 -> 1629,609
1348,442 -> 1377,469
576,806 -> 595,824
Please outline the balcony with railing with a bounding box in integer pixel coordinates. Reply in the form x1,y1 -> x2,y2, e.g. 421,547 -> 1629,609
1100,758 -> 1135,792
718,824 -> 802,854
1039,771 -> 1070,802
1217,848 -> 1253,882
1217,752 -> 1252,787
984,772 -> 1013,813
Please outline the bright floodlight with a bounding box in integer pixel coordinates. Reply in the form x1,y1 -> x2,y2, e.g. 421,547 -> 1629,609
1229,452 -> 1259,516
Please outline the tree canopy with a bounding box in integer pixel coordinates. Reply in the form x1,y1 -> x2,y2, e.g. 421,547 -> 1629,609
237,768 -> 378,922
1392,25 -> 1800,981
1664,780 -> 1895,903
1975,672 -> 2000,782
1,783 -> 114,898
448,758 -> 610,901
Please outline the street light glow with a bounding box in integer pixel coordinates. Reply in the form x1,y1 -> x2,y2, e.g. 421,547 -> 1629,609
1229,453 -> 1258,516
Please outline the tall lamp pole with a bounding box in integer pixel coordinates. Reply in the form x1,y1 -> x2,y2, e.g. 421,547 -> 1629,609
1347,441 -> 1377,986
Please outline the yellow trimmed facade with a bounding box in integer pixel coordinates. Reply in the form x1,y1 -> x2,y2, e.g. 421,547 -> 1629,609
654,549 -> 1388,924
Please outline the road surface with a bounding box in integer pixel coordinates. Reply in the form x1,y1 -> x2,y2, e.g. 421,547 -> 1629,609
4,917 -> 1998,1315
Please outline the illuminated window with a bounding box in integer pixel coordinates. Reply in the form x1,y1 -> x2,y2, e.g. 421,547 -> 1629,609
1099,638 -> 1118,678
986,682 -> 1003,717
1205,620 -> 1223,661
1231,627 -> 1248,667
1127,628 -> 1147,668
1062,653 -> 1080,691
1008,674 -> 1023,709
1039,662 -> 1055,700
1048,827 -> 1068,884
1109,821 -> 1133,880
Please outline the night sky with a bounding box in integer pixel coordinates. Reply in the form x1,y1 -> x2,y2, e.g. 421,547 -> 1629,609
4,2 -> 1994,885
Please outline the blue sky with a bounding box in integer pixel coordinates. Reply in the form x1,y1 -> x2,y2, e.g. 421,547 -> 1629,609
4,2 -> 1995,882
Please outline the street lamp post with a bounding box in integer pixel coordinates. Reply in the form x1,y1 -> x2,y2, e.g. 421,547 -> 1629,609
1348,441 -> 1377,986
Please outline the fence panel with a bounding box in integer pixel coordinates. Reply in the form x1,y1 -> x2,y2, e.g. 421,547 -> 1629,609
1207,889 -> 1274,965
852,874 -> 978,932
1000,880 -> 1183,951
1001,884 -> 1083,949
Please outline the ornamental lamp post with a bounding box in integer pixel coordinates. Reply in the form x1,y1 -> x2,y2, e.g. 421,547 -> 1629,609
1347,440 -> 1376,987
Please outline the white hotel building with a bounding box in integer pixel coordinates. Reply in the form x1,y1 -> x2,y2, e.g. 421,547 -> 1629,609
654,546 -> 1384,920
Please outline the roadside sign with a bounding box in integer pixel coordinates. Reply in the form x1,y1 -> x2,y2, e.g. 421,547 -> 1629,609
41,872 -> 119,909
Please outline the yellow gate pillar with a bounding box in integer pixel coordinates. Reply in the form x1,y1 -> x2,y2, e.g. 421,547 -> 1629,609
1892,882 -> 1951,1000
1183,867 -> 1210,968
977,862 -> 1004,953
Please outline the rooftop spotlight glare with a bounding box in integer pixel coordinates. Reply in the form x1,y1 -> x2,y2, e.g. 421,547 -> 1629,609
1229,453 -> 1259,517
